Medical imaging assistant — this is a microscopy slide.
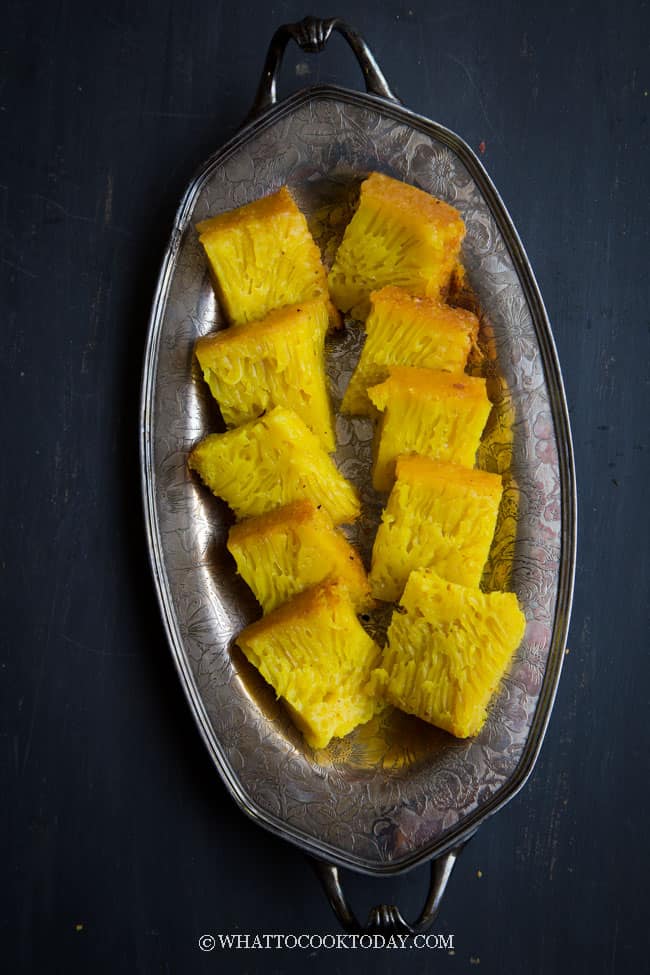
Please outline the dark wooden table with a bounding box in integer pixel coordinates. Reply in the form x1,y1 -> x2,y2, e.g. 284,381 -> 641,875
3,1 -> 648,972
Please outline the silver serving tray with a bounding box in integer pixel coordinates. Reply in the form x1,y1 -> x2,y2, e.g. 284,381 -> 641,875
140,18 -> 576,932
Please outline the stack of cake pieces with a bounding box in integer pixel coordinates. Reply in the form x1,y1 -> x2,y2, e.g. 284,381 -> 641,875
188,173 -> 526,750
188,187 -> 377,750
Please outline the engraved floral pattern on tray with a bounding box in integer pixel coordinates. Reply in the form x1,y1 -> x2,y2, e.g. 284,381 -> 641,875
150,95 -> 561,868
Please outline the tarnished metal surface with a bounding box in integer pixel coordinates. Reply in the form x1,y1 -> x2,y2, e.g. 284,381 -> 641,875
140,87 -> 575,874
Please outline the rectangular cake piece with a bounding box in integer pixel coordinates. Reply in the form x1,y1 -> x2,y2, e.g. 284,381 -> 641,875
367,367 -> 492,491
376,569 -> 526,738
227,500 -> 372,614
236,581 -> 381,749
341,286 -> 479,415
196,186 -> 336,327
188,407 -> 359,525
369,455 -> 503,601
328,173 -> 466,319
195,299 -> 335,451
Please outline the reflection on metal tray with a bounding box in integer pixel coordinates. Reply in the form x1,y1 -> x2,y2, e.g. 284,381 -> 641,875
140,16 -> 575,932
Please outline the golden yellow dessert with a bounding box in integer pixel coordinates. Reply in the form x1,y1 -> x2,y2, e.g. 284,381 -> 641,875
188,179 -> 527,749
367,367 -> 492,491
236,581 -> 382,749
375,569 -> 526,738
188,407 -> 359,524
328,173 -> 466,319
227,500 -> 371,614
195,299 -> 334,451
341,286 -> 479,415
196,186 -> 336,327
369,455 -> 503,601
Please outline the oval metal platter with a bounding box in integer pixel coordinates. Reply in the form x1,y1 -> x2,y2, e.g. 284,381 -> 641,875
140,17 -> 576,909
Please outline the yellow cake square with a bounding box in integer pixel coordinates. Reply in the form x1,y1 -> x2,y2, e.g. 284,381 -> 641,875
341,286 -> 479,415
196,186 -> 336,327
375,569 -> 526,738
236,581 -> 381,749
195,299 -> 334,451
369,455 -> 502,601
188,407 -> 359,525
227,500 -> 372,613
328,173 -> 466,319
367,367 -> 492,491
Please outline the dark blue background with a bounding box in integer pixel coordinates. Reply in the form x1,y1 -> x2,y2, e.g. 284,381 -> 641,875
2,1 -> 649,972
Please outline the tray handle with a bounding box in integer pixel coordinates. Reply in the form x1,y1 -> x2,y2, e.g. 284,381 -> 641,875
248,16 -> 399,120
313,842 -> 467,934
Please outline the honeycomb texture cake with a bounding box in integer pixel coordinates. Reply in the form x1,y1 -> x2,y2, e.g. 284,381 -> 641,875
376,569 -> 527,738
369,455 -> 503,601
367,367 -> 492,491
328,173 -> 466,319
195,299 -> 335,451
341,286 -> 479,415
188,407 -> 359,524
227,500 -> 372,614
196,186 -> 335,327
236,581 -> 382,749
